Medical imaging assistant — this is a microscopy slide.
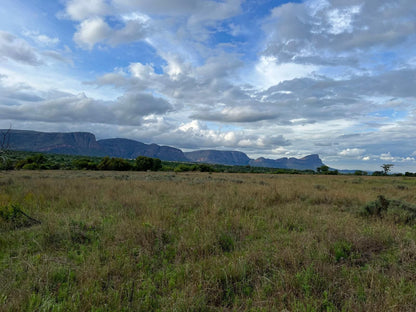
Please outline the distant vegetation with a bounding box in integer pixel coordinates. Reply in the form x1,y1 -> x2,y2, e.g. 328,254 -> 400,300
1,171 -> 416,310
1,150 -> 415,176
0,151 -> 319,174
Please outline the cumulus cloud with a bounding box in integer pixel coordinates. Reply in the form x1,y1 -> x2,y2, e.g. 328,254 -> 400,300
339,148 -> 365,157
154,119 -> 287,150
264,0 -> 416,64
74,17 -> 147,49
0,31 -> 42,65
0,74 -> 173,126
65,0 -> 111,20
116,92 -> 173,117
113,0 -> 242,23
191,106 -> 277,123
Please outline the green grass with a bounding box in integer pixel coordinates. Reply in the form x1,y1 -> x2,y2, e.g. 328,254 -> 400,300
1,171 -> 416,311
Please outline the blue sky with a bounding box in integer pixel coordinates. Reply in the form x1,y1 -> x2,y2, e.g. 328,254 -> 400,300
0,0 -> 416,172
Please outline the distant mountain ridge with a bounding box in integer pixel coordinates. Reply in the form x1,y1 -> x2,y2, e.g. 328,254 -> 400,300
184,150 -> 251,166
1,129 -> 325,170
249,155 -> 324,170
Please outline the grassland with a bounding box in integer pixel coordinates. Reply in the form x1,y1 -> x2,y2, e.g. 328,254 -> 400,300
1,170 -> 416,311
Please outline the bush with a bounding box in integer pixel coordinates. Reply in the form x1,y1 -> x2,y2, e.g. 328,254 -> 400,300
0,203 -> 41,229
174,164 -> 192,172
135,156 -> 162,171
361,195 -> 416,224
354,170 -> 367,176
198,164 -> 215,172
15,154 -> 47,170
174,164 -> 214,173
72,158 -> 98,170
97,157 -> 132,171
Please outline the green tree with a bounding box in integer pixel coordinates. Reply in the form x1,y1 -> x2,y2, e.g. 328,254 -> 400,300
15,154 -> 47,170
381,164 -> 394,175
317,165 -> 329,174
73,158 -> 98,170
97,157 -> 132,171
135,156 -> 162,171
0,128 -> 12,170
354,170 -> 368,176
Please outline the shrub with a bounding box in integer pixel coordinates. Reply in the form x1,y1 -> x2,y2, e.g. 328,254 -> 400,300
72,158 -> 98,170
198,164 -> 215,172
135,156 -> 162,171
361,195 -> 416,224
0,203 -> 41,229
174,164 -> 194,172
97,156 -> 132,171
15,154 -> 47,170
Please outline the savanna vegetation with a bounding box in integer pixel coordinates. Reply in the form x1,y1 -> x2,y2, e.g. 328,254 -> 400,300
0,150 -> 318,174
1,170 -> 416,311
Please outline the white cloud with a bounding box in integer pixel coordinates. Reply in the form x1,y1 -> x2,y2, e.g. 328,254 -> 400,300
339,148 -> 365,157
74,17 -> 147,49
73,17 -> 111,49
380,152 -> 395,161
249,56 -> 317,90
263,0 -> 416,66
65,0 -> 110,20
0,31 -> 42,65
191,106 -> 277,123
326,5 -> 361,35
23,31 -> 60,46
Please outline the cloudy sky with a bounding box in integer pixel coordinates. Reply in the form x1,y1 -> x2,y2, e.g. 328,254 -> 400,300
0,0 -> 416,172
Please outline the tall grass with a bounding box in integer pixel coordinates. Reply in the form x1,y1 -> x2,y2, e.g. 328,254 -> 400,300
1,171 -> 416,311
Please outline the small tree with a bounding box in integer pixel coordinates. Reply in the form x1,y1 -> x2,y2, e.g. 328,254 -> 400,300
381,164 -> 394,175
0,127 -> 12,170
135,156 -> 162,171
317,165 -> 329,174
97,156 -> 132,171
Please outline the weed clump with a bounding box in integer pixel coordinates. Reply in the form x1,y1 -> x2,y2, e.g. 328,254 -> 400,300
69,220 -> 100,244
361,195 -> 416,224
218,232 -> 235,252
0,203 -> 41,230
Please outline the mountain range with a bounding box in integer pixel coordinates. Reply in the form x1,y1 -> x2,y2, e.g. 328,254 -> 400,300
1,129 -> 325,170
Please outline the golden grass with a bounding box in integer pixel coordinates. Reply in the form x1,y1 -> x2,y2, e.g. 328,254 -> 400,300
1,170 -> 416,311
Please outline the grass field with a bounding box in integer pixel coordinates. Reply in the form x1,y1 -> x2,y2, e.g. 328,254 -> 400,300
1,170 -> 416,311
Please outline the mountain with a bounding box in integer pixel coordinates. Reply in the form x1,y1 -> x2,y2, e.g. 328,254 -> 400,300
4,129 -> 102,156
185,150 -> 323,170
249,154 -> 324,170
2,129 -> 188,161
1,129 -> 325,170
98,138 -> 188,161
184,150 -> 250,166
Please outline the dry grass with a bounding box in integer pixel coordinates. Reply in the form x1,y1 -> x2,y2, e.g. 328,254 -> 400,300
1,170 -> 416,311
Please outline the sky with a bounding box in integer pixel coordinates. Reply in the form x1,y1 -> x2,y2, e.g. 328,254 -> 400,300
0,0 -> 416,172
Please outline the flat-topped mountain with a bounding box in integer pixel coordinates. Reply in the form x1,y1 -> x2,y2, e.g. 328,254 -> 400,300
1,129 -> 325,170
184,150 -> 250,166
3,129 -> 102,156
2,129 -> 187,161
249,154 -> 324,170
98,138 -> 188,161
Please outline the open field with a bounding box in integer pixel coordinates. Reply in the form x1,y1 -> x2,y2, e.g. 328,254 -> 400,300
1,171 -> 416,311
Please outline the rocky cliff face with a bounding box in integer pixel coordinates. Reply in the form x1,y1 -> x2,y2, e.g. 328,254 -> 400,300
184,150 -> 251,166
5,130 -> 102,155
97,139 -> 188,161
3,130 -> 189,161
249,154 -> 324,170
